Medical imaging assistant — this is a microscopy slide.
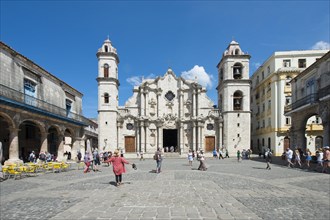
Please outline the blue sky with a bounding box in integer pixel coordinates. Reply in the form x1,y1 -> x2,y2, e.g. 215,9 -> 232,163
1,0 -> 329,119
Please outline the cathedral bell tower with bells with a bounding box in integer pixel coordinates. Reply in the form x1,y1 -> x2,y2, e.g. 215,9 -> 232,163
217,40 -> 251,155
96,37 -> 120,152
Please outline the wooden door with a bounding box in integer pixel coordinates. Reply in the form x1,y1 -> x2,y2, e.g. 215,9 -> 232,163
284,137 -> 290,152
205,136 -> 215,152
125,136 -> 135,152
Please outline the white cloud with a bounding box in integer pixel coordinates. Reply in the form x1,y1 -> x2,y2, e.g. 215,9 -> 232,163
126,74 -> 156,86
311,41 -> 330,50
254,62 -> 261,70
181,65 -> 213,89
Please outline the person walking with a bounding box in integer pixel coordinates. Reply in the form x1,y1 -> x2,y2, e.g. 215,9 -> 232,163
154,147 -> 163,173
285,148 -> 294,168
237,150 -> 241,162
265,148 -> 272,170
187,149 -> 193,166
294,149 -> 302,168
218,148 -> 224,159
304,148 -> 312,169
197,150 -> 207,171
93,149 -> 101,172
105,149 -> 130,186
225,148 -> 229,158
83,152 -> 92,173
212,149 -> 218,159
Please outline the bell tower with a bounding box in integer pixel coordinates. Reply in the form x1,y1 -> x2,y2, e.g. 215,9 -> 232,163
217,40 -> 251,155
97,38 -> 120,151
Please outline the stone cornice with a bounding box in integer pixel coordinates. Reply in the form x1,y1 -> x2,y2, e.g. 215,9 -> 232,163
96,51 -> 120,64
96,77 -> 120,86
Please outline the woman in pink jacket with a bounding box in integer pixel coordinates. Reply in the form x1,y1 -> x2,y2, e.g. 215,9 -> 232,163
106,149 -> 130,186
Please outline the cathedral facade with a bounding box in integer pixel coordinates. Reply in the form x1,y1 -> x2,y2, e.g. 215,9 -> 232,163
97,39 -> 251,157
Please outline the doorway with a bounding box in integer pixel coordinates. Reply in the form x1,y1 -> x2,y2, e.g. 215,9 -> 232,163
163,129 -> 178,152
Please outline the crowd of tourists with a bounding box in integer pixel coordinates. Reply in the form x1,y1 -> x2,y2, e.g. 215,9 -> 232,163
281,146 -> 330,173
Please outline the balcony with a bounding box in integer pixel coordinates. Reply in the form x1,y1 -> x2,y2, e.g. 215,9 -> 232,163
286,93 -> 318,112
0,84 -> 89,126
318,85 -> 330,100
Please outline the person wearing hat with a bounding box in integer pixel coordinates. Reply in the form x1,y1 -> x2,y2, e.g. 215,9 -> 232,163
105,149 -> 131,186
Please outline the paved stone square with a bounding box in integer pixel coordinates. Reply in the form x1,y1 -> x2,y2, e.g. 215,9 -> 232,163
1,156 -> 329,220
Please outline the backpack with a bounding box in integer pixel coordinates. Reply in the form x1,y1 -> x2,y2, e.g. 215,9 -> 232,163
153,154 -> 158,160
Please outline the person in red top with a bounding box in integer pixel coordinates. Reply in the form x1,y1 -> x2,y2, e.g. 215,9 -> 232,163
106,149 -> 130,186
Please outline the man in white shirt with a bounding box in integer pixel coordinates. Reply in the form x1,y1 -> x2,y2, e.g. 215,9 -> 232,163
285,148 -> 294,168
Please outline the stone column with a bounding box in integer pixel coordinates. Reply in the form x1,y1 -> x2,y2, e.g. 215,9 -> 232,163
179,90 -> 184,118
146,90 -> 149,116
197,123 -> 201,150
218,123 -> 223,149
157,90 -> 161,118
157,123 -> 163,149
140,121 -> 145,152
192,90 -> 196,117
8,128 -> 19,160
192,123 -> 196,151
56,134 -> 65,162
136,122 -> 140,152
180,124 -> 184,154
40,130 -> 48,154
200,123 -> 204,150
141,89 -> 145,116
323,121 -> 330,147
72,137 -> 83,161
145,121 -> 150,152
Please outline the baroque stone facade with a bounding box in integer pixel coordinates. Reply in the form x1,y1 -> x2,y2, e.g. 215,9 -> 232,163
97,39 -> 251,157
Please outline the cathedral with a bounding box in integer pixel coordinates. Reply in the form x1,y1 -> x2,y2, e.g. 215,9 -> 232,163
97,38 -> 251,157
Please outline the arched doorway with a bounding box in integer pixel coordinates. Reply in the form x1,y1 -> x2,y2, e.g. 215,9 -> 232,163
48,126 -> 59,156
163,129 -> 178,152
0,115 -> 12,163
284,136 -> 290,151
305,115 -> 323,152
19,121 -> 41,162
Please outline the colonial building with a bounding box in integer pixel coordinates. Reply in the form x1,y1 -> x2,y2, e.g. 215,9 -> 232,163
286,51 -> 330,151
97,39 -> 251,157
250,50 -> 329,155
0,41 -> 96,163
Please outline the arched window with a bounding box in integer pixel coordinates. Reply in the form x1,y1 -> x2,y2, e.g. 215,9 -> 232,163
219,68 -> 223,80
104,46 -> 108,52
235,48 -> 240,55
104,64 -> 109,78
104,93 -> 109,103
233,91 -> 243,110
233,63 -> 243,79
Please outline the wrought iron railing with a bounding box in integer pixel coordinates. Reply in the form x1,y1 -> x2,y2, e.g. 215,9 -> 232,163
0,84 -> 90,125
318,84 -> 330,100
286,93 -> 318,112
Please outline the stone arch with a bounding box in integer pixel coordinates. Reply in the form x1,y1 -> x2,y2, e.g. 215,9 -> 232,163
233,90 -> 243,110
47,125 -> 61,156
233,62 -> 243,79
18,119 -> 46,162
0,113 -> 15,162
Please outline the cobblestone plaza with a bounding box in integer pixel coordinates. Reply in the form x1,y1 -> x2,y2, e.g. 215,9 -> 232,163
1,157 -> 329,220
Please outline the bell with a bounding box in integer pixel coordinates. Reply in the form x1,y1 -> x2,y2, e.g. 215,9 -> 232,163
235,99 -> 240,105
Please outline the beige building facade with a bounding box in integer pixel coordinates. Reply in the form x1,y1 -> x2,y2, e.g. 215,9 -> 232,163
250,50 -> 329,156
286,51 -> 330,151
97,39 -> 251,157
0,41 -> 96,163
